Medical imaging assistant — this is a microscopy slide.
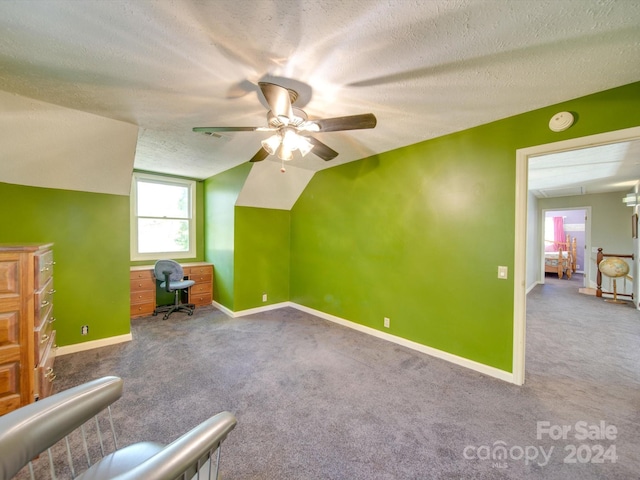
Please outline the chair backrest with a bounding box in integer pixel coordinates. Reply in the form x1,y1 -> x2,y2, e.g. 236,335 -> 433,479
154,259 -> 184,283
0,376 -> 237,480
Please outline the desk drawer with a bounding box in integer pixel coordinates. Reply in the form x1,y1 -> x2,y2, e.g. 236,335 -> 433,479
131,288 -> 155,305
189,273 -> 212,285
190,292 -> 212,307
185,265 -> 212,276
130,302 -> 155,317
130,277 -> 154,291
190,282 -> 212,295
130,269 -> 154,280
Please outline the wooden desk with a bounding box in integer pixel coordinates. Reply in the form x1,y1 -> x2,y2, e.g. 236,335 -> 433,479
130,262 -> 213,318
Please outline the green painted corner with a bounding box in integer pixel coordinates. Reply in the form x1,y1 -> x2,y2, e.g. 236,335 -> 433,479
0,182 -> 131,346
203,163 -> 252,310
234,206 -> 290,311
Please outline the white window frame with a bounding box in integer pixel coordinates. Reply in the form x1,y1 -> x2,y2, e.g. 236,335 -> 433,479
130,172 -> 196,261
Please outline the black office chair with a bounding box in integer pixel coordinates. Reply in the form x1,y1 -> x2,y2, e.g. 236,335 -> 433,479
153,260 -> 195,320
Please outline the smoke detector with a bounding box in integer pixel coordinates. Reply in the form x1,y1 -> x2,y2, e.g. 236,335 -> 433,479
549,111 -> 574,132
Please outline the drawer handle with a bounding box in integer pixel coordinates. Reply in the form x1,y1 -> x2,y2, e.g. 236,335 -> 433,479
41,300 -> 50,307
48,317 -> 56,324
41,334 -> 49,344
45,368 -> 56,382
49,288 -> 57,295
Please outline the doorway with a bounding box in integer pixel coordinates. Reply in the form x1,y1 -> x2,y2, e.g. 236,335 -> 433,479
512,125 -> 640,385
541,207 -> 589,287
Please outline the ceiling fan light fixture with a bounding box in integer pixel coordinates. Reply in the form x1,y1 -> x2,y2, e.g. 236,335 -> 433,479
261,134 -> 281,155
297,136 -> 314,157
281,129 -> 299,150
193,82 -> 377,165
277,143 -> 293,161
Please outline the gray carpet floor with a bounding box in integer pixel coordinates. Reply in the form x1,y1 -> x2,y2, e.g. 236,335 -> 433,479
29,274 -> 640,479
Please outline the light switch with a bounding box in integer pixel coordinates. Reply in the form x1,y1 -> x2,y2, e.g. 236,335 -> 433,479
498,266 -> 508,279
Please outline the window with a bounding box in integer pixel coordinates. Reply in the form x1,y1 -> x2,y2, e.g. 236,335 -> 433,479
130,173 -> 196,261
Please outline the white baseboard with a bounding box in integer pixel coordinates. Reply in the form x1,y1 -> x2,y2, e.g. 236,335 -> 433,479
526,281 -> 541,295
61,302 -> 514,383
211,300 -> 290,318
223,301 -> 514,384
56,333 -> 133,356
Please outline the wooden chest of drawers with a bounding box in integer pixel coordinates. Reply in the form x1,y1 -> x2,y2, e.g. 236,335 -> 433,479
130,262 -> 213,318
0,243 -> 57,416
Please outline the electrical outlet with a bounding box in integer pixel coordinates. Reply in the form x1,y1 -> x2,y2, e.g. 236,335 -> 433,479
81,325 -> 89,336
262,293 -> 268,302
384,317 -> 390,328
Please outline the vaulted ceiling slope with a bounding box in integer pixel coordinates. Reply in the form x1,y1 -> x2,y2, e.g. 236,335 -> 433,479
0,0 -> 639,189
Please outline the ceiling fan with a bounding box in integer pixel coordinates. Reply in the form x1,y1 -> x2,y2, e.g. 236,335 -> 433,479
193,82 -> 377,171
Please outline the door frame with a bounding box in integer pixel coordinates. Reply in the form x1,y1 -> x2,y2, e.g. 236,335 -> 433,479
512,125 -> 640,386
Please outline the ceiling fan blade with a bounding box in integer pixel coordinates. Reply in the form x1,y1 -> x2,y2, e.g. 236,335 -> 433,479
249,147 -> 270,163
193,126 -> 261,133
259,82 -> 293,122
314,113 -> 377,132
308,137 -> 338,161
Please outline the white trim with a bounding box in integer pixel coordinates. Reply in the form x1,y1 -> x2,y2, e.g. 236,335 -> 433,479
56,333 -> 133,356
216,301 -> 513,383
514,126 -> 640,386
130,172 -> 196,261
60,302 -> 514,383
211,300 -> 290,318
526,281 -> 541,295
513,147 -> 528,386
289,304 -> 514,383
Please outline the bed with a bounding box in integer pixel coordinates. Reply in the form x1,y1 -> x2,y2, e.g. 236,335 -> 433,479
544,234 -> 577,279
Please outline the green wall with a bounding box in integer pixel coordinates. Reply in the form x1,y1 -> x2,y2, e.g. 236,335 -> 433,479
203,164 -> 291,311
203,164 -> 251,309
0,182 -> 130,346
285,81 -> 640,372
234,206 -> 290,310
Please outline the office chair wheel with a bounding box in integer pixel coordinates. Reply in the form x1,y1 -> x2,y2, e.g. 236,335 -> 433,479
188,311 -> 193,316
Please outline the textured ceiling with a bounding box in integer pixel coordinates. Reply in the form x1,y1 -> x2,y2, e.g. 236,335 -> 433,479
0,0 -> 639,183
